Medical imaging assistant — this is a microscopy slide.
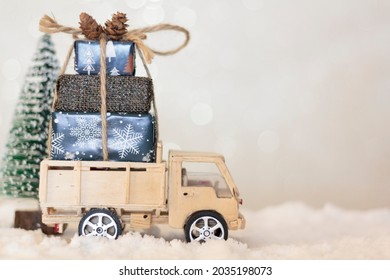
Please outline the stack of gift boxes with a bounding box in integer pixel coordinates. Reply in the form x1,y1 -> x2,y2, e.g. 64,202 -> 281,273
49,39 -> 157,163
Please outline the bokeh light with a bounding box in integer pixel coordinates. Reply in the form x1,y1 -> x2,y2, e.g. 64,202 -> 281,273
125,0 -> 147,9
142,4 -> 165,25
214,136 -> 237,159
163,142 -> 181,160
92,2 -> 117,21
174,7 -> 197,27
190,103 -> 214,126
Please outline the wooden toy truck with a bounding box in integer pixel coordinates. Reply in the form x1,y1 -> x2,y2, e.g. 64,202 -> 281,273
38,142 -> 245,242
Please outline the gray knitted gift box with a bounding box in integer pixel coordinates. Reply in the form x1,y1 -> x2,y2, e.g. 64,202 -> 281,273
54,74 -> 153,113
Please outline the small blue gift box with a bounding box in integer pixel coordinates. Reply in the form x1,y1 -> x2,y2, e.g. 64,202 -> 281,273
74,40 -> 136,76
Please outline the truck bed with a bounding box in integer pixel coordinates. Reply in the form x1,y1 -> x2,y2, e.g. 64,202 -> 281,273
39,159 -> 167,222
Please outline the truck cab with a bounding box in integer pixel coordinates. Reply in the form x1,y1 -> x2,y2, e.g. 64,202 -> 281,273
168,150 -> 245,242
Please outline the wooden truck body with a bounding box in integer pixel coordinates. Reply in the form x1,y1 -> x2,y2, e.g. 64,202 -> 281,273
39,142 -> 245,241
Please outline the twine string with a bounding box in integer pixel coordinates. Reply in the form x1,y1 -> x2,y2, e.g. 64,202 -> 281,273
47,36 -> 110,160
39,15 -> 82,39
99,34 -> 109,161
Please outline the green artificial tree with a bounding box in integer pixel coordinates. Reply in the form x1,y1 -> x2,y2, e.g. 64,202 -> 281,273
0,34 -> 59,198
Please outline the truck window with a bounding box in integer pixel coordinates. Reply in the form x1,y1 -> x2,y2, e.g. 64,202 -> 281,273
181,162 -> 232,198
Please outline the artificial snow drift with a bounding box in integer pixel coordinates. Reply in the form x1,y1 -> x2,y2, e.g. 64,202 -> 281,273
0,196 -> 389,259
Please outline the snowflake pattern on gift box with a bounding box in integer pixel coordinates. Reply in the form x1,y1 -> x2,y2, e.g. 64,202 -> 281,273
69,117 -> 102,148
112,124 -> 143,159
50,131 -> 65,158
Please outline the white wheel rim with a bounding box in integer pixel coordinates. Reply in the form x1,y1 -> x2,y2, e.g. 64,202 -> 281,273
189,216 -> 225,242
81,212 -> 118,239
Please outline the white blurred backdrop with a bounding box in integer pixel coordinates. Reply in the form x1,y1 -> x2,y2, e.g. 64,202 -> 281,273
1,0 -> 390,211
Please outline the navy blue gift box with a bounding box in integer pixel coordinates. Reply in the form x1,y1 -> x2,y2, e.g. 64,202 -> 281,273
50,112 -> 156,162
74,40 -> 136,76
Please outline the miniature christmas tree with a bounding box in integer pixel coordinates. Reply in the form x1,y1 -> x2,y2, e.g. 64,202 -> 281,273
106,40 -> 116,62
83,44 -> 95,75
0,34 -> 59,198
110,66 -> 120,76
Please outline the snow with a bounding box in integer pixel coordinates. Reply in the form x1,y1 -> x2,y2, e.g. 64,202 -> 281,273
0,196 -> 389,260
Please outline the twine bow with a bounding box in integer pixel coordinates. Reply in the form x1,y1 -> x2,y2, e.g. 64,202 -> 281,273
39,14 -> 190,64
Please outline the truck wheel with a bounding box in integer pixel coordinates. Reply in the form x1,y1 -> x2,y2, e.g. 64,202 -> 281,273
184,211 -> 228,242
78,208 -> 122,239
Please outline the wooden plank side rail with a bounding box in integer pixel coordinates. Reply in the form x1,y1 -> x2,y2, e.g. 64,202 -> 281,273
39,158 -> 168,225
39,161 -> 49,216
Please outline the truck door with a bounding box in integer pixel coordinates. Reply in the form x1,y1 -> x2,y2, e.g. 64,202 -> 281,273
168,158 -> 237,229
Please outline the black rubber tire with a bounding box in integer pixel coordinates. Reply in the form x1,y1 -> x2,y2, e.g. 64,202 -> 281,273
78,208 -> 122,239
184,211 -> 228,242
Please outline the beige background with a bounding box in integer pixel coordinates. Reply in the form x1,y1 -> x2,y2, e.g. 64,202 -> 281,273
1,0 -> 390,210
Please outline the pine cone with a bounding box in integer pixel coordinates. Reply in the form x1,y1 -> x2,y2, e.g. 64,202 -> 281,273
104,12 -> 129,41
79,12 -> 104,40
